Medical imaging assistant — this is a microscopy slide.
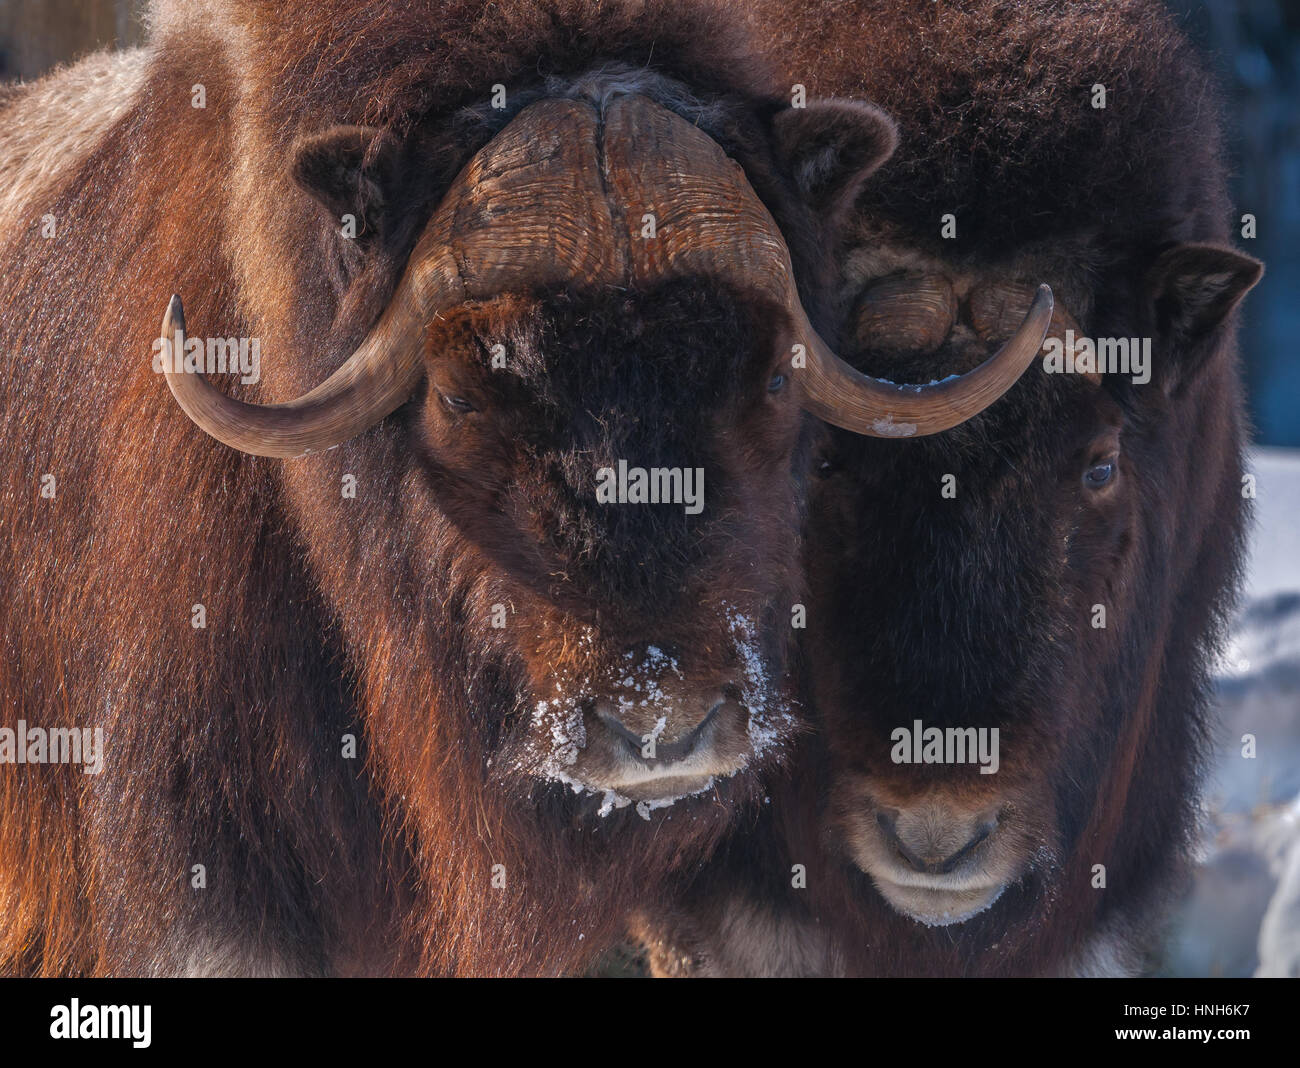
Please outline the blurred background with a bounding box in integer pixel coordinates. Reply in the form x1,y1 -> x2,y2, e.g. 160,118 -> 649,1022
1,0 -> 1296,977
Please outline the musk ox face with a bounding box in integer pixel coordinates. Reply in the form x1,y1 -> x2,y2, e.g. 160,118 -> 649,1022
810,240 -> 1260,927
159,80 -> 1049,831
415,279 -> 807,804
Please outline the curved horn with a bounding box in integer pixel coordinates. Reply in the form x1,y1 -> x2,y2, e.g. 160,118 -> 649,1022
971,281 -> 1095,384
157,279 -> 432,458
161,90 -> 1052,454
852,274 -> 958,356
158,99 -> 617,459
596,96 -> 1052,440
794,283 -> 1053,437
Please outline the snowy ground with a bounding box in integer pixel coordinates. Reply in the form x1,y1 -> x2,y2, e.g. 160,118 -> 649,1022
1156,447 -> 1300,977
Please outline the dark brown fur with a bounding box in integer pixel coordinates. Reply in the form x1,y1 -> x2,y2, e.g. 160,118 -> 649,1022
641,0 -> 1263,976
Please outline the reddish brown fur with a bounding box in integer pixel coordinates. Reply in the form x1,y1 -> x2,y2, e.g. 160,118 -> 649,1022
0,0 -> 861,976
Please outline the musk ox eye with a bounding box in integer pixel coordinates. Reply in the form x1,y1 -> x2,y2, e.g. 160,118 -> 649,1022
768,372 -> 787,393
441,392 -> 476,414
1084,458 -> 1117,489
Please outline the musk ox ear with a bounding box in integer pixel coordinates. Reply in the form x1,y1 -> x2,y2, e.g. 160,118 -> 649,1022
771,100 -> 897,224
291,124 -> 404,243
1146,242 -> 1263,388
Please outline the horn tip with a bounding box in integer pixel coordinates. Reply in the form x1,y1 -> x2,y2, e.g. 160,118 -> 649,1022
166,293 -> 185,331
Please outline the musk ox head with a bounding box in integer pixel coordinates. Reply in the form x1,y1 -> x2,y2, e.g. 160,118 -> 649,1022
156,82 -> 1049,818
810,233 -> 1261,931
741,0 -> 1266,953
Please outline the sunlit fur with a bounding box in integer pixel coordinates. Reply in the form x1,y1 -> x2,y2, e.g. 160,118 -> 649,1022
0,0 -> 853,976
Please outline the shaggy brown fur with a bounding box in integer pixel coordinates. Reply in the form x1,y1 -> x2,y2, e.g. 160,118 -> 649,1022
747,0 -> 1232,257
0,0 -> 897,976
639,0 -> 1263,975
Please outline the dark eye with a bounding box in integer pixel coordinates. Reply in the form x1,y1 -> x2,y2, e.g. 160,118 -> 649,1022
768,373 -> 787,394
441,392 -> 476,414
1083,459 -> 1116,489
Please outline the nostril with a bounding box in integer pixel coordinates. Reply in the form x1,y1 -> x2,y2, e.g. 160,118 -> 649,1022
876,807 -> 902,839
592,702 -> 646,748
877,812 -> 928,873
936,822 -> 995,875
591,697 -> 726,764
876,808 -> 929,872
875,807 -> 998,875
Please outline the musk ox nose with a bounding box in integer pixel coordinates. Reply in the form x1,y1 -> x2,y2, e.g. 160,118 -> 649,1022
565,692 -> 758,802
592,696 -> 726,762
875,805 -> 1001,875
842,789 -> 1035,926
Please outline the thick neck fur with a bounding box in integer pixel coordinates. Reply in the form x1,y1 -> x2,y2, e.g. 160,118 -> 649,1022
0,0 -> 794,976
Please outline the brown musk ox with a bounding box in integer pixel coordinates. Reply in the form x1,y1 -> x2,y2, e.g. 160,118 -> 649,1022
634,0 -> 1264,976
0,0 -> 1048,976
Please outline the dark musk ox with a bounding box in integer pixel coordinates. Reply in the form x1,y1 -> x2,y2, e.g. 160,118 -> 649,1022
0,0 -> 1049,976
635,0 -> 1264,976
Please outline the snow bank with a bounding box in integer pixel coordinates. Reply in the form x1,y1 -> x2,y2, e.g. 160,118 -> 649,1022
1157,447 -> 1300,977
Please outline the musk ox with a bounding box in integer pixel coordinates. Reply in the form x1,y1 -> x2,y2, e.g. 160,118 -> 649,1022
635,0 -> 1264,976
0,0 -> 1047,976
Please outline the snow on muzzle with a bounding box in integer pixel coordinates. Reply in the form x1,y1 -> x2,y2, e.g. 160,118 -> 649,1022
520,614 -> 796,816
